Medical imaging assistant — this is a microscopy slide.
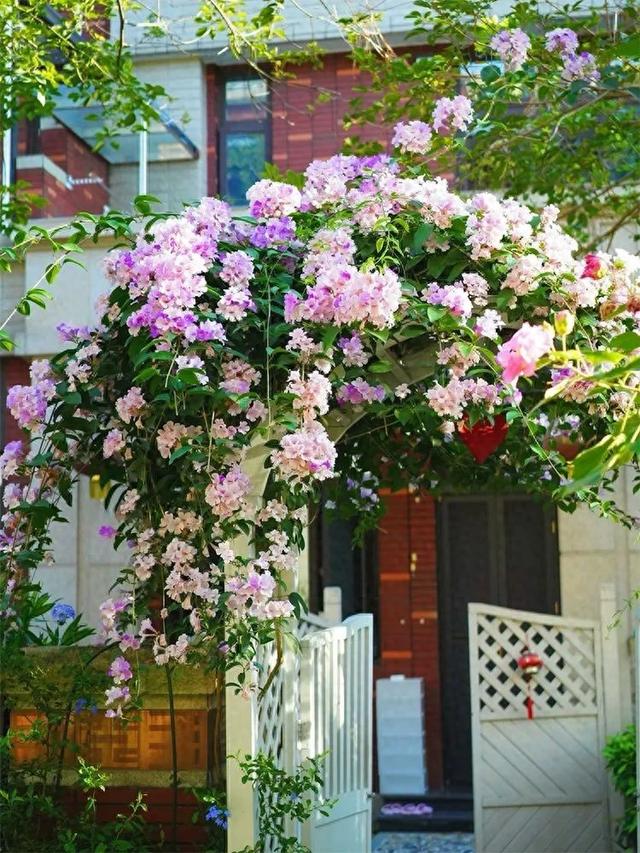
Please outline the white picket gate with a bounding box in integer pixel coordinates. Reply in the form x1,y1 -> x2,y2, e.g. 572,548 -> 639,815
226,613 -> 374,852
469,603 -> 610,853
299,614 -> 374,852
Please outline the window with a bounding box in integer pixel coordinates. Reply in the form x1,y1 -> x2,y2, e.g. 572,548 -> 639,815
219,76 -> 270,207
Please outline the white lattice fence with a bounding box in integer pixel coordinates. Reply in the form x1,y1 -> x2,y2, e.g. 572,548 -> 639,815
253,614 -> 332,852
470,603 -> 609,853
474,609 -> 598,720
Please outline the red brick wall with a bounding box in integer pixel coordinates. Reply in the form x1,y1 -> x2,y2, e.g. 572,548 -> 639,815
206,54 -> 395,187
63,787 -> 208,850
375,489 -> 443,789
270,54 -> 393,169
15,122 -> 109,217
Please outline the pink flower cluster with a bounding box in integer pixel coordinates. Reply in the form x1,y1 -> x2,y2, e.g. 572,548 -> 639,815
272,422 -> 337,483
6,361 -> 56,431
427,377 -> 500,420
0,441 -> 24,482
220,360 -> 261,395
286,370 -> 331,421
423,283 -> 473,319
246,179 -> 301,218
496,323 -> 554,384
286,265 -> 402,329
204,465 -> 251,519
115,387 -> 145,424
432,95 -> 474,134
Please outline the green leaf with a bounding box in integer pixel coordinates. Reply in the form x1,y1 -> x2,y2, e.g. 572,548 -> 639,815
168,445 -> 191,464
411,222 -> 433,253
480,63 -> 502,83
609,331 -> 640,352
368,359 -> 394,373
617,35 -> 640,58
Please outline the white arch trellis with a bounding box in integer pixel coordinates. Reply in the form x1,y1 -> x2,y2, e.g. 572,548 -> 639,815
225,344 -> 435,849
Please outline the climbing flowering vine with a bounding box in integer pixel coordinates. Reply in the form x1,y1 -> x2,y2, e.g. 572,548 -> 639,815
1,97 -> 640,716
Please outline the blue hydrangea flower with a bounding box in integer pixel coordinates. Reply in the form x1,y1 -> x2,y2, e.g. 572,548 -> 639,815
52,603 -> 75,624
205,805 -> 229,830
74,698 -> 99,714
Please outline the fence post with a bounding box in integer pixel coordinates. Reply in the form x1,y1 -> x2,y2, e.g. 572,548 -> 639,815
600,582 -> 623,845
225,684 -> 258,851
600,583 -> 621,736
225,445 -> 271,853
635,609 -> 640,853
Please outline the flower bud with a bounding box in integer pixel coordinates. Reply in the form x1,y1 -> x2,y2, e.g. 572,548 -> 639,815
554,310 -> 575,337
582,253 -> 603,279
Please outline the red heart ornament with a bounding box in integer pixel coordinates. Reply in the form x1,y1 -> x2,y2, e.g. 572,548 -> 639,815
458,414 -> 509,463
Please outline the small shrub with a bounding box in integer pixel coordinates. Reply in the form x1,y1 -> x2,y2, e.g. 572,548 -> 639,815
604,724 -> 637,850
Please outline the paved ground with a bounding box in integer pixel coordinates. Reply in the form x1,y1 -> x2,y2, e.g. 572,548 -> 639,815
372,833 -> 475,853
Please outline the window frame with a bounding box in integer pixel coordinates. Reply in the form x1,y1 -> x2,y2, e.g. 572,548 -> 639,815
217,70 -> 272,206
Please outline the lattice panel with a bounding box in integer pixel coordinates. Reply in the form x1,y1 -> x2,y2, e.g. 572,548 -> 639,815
473,610 -> 597,719
255,616 -> 327,768
254,616 -> 328,853
255,639 -> 286,769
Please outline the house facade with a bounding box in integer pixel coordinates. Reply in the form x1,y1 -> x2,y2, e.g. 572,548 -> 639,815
2,0 -> 638,807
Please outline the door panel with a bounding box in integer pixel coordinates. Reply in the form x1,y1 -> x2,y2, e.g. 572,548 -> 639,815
438,495 -> 558,789
503,498 -> 559,614
438,497 -> 494,789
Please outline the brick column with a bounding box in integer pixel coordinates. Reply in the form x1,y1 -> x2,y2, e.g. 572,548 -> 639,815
376,489 -> 443,789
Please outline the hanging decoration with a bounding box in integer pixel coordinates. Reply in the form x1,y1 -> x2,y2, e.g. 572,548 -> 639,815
517,648 -> 544,720
458,414 -> 509,463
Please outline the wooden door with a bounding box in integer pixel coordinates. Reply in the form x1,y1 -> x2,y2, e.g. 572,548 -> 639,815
438,494 -> 559,789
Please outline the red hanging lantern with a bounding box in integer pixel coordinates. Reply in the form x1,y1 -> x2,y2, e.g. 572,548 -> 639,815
517,648 -> 543,719
458,414 -> 509,463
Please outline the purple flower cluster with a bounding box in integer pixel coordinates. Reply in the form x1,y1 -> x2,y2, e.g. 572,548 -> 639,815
490,28 -> 531,72
545,27 -> 599,83
392,120 -> 433,154
205,805 -> 229,829
432,95 -> 474,134
250,215 -> 296,248
6,361 -> 56,431
246,179 -> 301,218
423,282 -> 473,320
336,379 -> 385,406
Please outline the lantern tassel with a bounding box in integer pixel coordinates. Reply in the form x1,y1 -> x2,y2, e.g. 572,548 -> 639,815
526,690 -> 534,720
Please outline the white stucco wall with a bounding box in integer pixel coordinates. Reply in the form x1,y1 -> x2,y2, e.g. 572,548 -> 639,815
558,471 -> 640,725
108,56 -> 208,213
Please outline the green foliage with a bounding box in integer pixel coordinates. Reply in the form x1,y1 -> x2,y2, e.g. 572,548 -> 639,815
0,0 -> 164,233
191,786 -> 228,852
346,0 -> 640,248
604,724 -> 637,850
0,731 -> 152,852
237,752 -> 334,853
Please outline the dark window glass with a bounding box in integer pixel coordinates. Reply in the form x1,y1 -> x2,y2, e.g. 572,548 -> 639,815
219,75 -> 270,206
223,132 -> 266,206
